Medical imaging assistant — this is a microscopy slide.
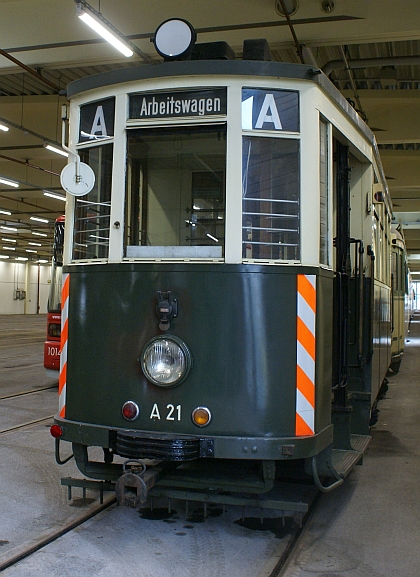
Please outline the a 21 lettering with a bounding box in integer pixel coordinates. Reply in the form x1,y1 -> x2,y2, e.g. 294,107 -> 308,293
150,403 -> 182,421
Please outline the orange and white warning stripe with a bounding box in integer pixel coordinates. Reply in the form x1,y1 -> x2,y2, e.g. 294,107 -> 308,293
296,274 -> 316,436
58,272 -> 69,418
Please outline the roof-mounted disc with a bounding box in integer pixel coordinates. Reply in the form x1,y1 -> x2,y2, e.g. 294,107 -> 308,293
152,19 -> 196,60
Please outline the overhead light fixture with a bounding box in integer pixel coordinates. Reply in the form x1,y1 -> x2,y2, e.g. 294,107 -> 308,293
26,249 -> 37,253
0,123 -> 9,132
16,256 -> 28,261
28,242 -> 41,247
37,259 -> 48,264
0,209 -> 11,215
76,0 -> 137,58
0,226 -> 17,232
43,191 -> 66,201
2,238 -> 16,243
30,216 -> 49,223
0,255 -> 10,259
32,231 -> 48,237
2,246 -> 15,251
45,144 -> 69,157
0,177 -> 19,188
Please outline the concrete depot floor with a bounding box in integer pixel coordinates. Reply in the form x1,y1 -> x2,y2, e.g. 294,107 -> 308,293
281,313 -> 420,577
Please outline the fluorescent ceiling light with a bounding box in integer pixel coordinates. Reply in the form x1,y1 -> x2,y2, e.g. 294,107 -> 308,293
26,249 -> 37,253
43,191 -> 66,201
28,242 -> 41,247
0,226 -> 17,232
2,246 -> 15,251
0,177 -> 18,188
37,259 -> 48,264
2,238 -> 16,243
45,144 -> 69,157
0,124 -> 9,132
0,255 -> 10,259
32,231 -> 48,237
16,256 -> 28,261
0,209 -> 12,215
30,216 -> 49,223
76,1 -> 134,57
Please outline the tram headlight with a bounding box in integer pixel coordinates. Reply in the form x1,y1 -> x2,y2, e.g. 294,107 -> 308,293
140,336 -> 192,387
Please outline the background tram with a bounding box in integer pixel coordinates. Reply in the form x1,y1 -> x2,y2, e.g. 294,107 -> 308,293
51,21 -> 394,508
43,215 -> 65,378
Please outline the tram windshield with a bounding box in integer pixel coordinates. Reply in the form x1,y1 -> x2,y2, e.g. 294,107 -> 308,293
125,124 -> 226,258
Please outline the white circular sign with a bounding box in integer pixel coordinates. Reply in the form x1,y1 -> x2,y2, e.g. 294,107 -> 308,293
154,19 -> 195,58
60,162 -> 95,196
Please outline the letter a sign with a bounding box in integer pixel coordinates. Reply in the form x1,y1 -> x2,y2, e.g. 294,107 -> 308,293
90,106 -> 108,137
79,97 -> 115,143
241,88 -> 299,132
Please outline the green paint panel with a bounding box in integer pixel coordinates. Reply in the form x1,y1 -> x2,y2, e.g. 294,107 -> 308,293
61,263 -> 334,460
66,264 -> 298,437
66,263 -> 331,437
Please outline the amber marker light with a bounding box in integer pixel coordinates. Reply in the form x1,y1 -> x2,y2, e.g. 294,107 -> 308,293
192,407 -> 211,427
122,401 -> 140,421
50,424 -> 63,438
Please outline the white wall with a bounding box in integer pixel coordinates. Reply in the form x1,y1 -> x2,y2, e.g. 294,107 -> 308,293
0,260 -> 51,315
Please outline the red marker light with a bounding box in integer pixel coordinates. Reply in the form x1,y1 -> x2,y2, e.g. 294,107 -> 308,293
122,401 -> 140,421
50,424 -> 63,438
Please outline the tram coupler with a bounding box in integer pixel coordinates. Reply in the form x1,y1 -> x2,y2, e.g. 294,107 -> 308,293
115,460 -> 161,508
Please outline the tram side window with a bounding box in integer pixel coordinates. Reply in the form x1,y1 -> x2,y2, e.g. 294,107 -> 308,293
373,215 -> 380,280
242,136 -> 300,261
391,251 -> 397,291
125,125 -> 226,258
73,144 -> 113,260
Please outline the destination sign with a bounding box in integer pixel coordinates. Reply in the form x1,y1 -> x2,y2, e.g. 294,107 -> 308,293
129,88 -> 227,120
242,88 -> 299,132
79,97 -> 115,143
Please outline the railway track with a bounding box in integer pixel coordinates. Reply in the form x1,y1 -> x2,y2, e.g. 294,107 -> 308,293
0,497 -> 116,572
0,386 -> 57,434
0,415 -> 54,436
0,384 -> 57,401
266,493 -> 322,577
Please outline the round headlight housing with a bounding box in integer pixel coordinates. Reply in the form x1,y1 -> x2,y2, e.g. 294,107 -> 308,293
141,335 -> 192,387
